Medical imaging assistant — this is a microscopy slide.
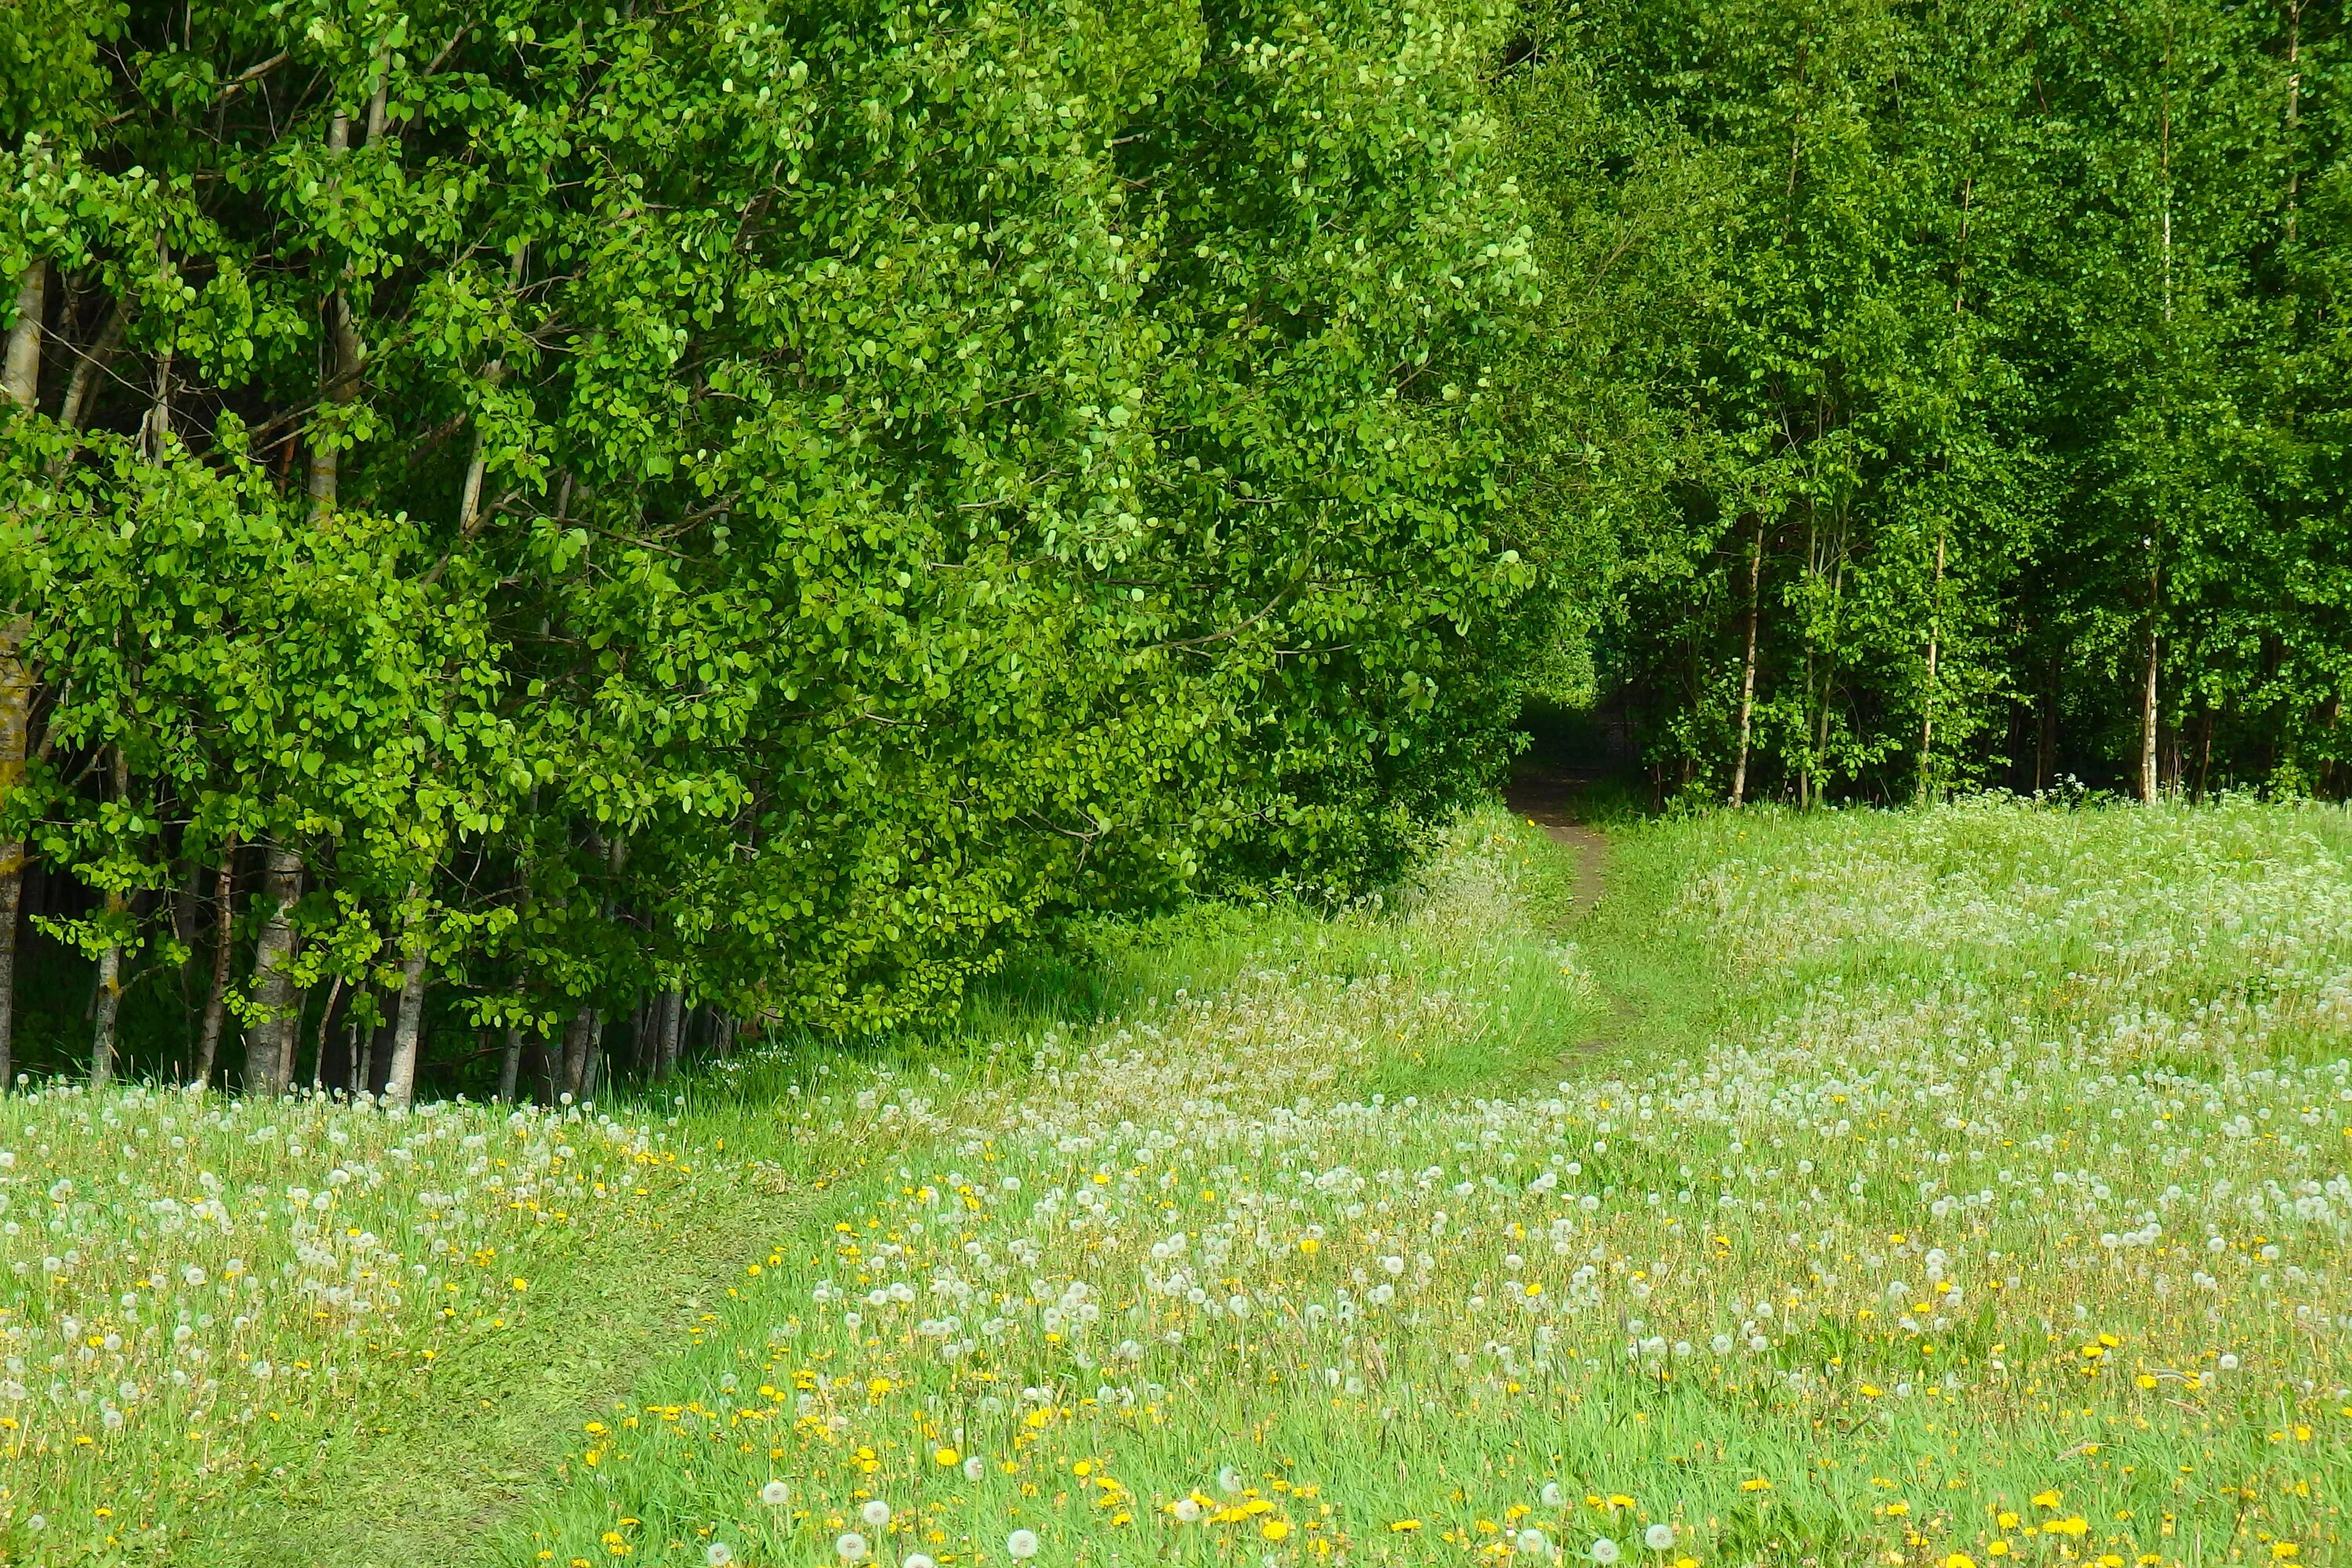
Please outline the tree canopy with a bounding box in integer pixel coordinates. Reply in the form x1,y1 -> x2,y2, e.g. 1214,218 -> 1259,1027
0,0 -> 1545,1098
1502,0 -> 2352,808
8,0 -> 2351,1098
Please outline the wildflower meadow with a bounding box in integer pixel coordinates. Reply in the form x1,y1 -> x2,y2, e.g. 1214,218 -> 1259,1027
9,797 -> 2352,1566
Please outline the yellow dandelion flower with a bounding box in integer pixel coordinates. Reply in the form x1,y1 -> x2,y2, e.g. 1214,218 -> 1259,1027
935,1447 -> 960,1467
1264,1520 -> 1291,1541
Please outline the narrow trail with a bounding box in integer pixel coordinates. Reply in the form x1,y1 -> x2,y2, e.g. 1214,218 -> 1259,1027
1505,766 -> 1609,920
1501,768 -> 1719,1076
187,1160 -> 813,1568
1504,768 -> 1623,1073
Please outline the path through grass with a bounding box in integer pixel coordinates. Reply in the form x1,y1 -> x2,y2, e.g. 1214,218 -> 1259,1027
14,798 -> 2352,1567
493,799 -> 2352,1568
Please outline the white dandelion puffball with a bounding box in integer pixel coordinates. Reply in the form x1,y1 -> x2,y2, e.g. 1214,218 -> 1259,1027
2219,1352 -> 2241,1371
1645,1523 -> 1676,1551
1515,1527 -> 1548,1554
1542,1483 -> 1565,1508
761,1479 -> 790,1507
862,1500 -> 892,1528
964,1455 -> 987,1482
706,1544 -> 734,1568
906,1557 -> 937,1568
1175,1497 -> 1203,1523
836,1531 -> 869,1562
1592,1537 -> 1622,1566
1007,1528 -> 1042,1559
1218,1465 -> 1244,1494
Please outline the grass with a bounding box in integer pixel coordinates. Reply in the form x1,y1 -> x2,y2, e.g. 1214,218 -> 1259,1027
8,796 -> 2352,1566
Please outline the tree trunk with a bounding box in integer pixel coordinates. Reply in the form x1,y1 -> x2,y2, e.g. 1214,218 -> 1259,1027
144,246 -> 176,459
354,1009 -> 385,1097
0,831 -> 17,1093
529,1029 -> 557,1104
497,1024 -> 524,1103
245,846 -> 306,1095
2139,593 -> 2161,804
89,895 -> 125,1088
0,261 -> 42,1083
1730,513 -> 1766,807
146,343 -> 173,457
56,297 -> 128,438
310,975 -> 345,1091
655,987 -> 683,1080
1918,527 -> 1947,805
381,888 -> 430,1110
89,747 -> 130,1088
3,263 -> 44,412
561,1004 -> 595,1101
0,614 -> 31,1091
194,837 -> 239,1088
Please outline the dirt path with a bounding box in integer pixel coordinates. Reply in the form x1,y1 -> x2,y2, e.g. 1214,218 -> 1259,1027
1507,769 -> 1724,1076
1506,768 -> 1609,919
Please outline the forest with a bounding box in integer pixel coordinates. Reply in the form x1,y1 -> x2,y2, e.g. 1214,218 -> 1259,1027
4,0 -> 2350,1101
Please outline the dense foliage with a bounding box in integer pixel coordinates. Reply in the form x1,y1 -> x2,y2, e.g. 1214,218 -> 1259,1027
11,0 -> 2352,1097
0,0 -> 1544,1095
1502,0 -> 2352,807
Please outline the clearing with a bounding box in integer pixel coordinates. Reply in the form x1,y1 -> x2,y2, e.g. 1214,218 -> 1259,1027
9,799 -> 2352,1567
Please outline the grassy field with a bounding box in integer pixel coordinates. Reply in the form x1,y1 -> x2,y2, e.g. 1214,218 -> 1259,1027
8,798 -> 2352,1566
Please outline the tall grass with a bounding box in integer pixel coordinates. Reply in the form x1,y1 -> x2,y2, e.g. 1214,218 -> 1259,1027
498,798 -> 2352,1568
12,797 -> 2352,1568
0,1086 -> 684,1558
